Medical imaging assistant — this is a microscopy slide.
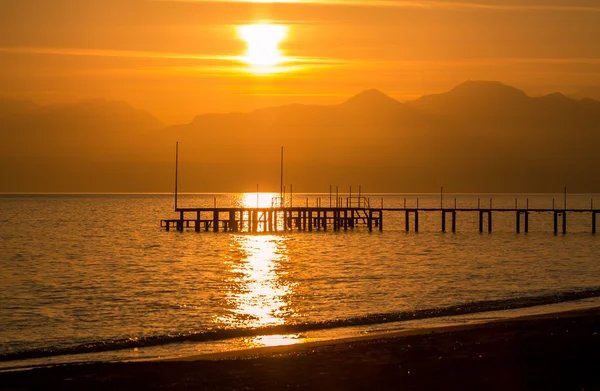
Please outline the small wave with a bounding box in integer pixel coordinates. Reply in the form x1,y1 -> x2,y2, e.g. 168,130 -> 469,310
144,244 -> 161,249
2,287 -> 599,362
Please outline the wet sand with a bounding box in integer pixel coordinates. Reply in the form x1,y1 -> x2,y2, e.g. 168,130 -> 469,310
2,308 -> 600,390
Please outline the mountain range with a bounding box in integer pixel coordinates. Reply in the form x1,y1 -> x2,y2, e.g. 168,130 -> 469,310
1,81 -> 599,193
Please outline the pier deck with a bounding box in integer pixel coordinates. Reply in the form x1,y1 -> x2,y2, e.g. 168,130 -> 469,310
161,205 -> 599,234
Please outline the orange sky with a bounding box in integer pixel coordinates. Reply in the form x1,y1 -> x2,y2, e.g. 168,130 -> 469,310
1,0 -> 600,124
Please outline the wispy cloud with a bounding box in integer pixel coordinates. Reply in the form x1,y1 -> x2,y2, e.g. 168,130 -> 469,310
152,0 -> 600,12
0,46 -> 237,62
5,46 -> 598,68
0,46 -> 344,75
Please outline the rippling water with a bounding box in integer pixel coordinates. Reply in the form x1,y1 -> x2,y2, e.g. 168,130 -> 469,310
1,193 -> 599,369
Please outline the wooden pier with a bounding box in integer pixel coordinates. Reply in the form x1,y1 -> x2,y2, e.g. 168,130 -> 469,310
164,144 -> 598,234
161,200 -> 599,234
161,206 -> 383,233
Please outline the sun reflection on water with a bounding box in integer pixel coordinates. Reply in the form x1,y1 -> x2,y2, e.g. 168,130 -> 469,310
252,334 -> 302,347
217,235 -> 294,329
239,192 -> 279,208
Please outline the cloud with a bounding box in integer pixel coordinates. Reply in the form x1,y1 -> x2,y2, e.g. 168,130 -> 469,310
0,46 -> 236,62
151,0 -> 600,13
0,46 -> 345,76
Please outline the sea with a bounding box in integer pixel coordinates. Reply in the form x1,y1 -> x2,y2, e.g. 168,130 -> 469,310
1,193 -> 599,371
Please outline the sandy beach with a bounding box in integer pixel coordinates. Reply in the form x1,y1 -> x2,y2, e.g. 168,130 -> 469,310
2,308 -> 600,390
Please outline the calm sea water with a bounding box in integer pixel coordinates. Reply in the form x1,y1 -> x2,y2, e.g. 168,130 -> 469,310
1,193 -> 599,369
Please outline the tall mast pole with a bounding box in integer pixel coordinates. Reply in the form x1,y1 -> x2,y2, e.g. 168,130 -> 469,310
280,146 -> 284,200
175,141 -> 179,211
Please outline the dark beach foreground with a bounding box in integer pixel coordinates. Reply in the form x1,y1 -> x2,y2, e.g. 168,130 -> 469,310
2,308 -> 600,391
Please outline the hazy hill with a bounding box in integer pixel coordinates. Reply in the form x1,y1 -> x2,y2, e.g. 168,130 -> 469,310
407,81 -> 530,119
0,99 -> 165,192
570,86 -> 600,101
0,98 -> 40,118
1,99 -> 163,157
161,82 -> 600,192
1,81 -> 600,193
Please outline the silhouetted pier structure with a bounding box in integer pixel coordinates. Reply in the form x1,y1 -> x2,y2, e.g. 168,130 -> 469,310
162,196 -> 383,233
400,207 -> 597,234
161,197 -> 598,234
163,144 -> 597,234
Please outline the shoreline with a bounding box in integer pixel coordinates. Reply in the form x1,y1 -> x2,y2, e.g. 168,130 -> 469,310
2,298 -> 600,372
164,300 -> 600,362
2,306 -> 600,390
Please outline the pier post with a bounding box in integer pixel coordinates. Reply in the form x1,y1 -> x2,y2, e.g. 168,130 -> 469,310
478,211 -> 482,233
488,211 -> 492,233
442,211 -> 447,233
332,211 -> 336,231
452,211 -> 456,233
351,210 -> 355,229
593,212 -> 597,234
195,211 -> 201,233
524,212 -> 529,233
323,211 -> 327,231
178,211 -> 184,232
309,210 -> 313,232
379,211 -> 383,231
516,211 -> 521,233
368,210 -> 373,232
562,212 -> 567,234
230,210 -> 238,232
267,210 -> 273,232
344,210 -> 348,231
253,210 -> 258,233
302,211 -> 307,231
213,210 -> 219,233
553,212 -> 558,234
415,211 -> 419,233
405,211 -> 410,232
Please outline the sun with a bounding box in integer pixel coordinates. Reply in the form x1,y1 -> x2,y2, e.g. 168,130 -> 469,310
237,23 -> 289,73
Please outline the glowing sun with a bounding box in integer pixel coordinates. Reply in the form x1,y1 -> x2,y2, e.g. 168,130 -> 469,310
237,23 -> 289,73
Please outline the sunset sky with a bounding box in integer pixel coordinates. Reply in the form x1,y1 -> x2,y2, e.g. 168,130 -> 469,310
2,0 -> 600,124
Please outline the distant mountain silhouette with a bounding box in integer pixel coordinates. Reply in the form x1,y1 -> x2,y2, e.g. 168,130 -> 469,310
569,86 -> 600,101
0,98 -> 40,118
407,81 -> 531,120
1,99 -> 163,156
0,99 -> 164,192
341,89 -> 403,110
2,81 -> 600,193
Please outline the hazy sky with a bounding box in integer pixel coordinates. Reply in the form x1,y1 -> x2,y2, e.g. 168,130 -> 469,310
1,0 -> 600,124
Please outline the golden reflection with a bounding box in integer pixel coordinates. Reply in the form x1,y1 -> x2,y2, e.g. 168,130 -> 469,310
238,192 -> 284,232
236,23 -> 290,74
253,334 -> 302,347
240,192 -> 278,208
217,235 -> 294,328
